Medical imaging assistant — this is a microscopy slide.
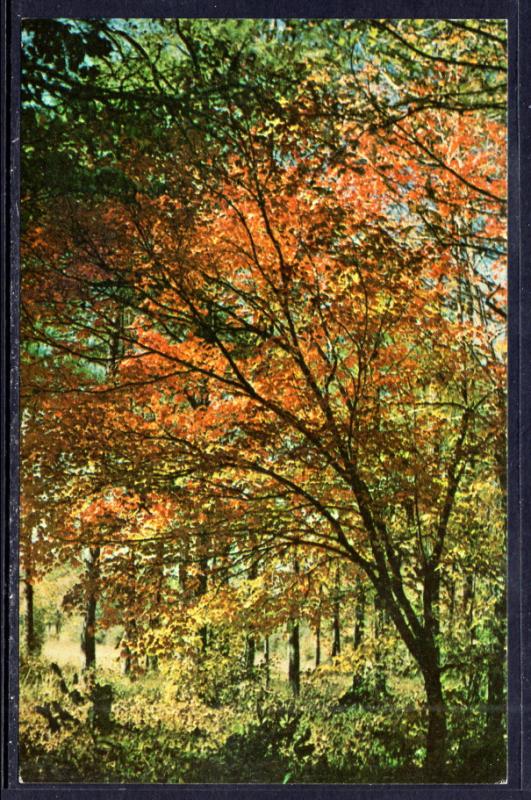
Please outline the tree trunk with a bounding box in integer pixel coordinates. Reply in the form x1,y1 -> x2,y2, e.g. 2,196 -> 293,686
353,577 -> 365,649
82,593 -> 97,670
24,579 -> 37,656
179,541 -> 188,593
462,572 -> 481,701
365,567 -> 448,777
331,601 -> 341,657
421,566 -> 446,779
422,663 -> 447,781
287,618 -> 300,696
199,626 -> 208,650
463,572 -> 475,627
263,635 -> 270,690
331,563 -> 341,657
447,576 -> 456,637
146,654 -> 159,672
373,593 -> 387,694
315,614 -> 321,667
120,549 -> 139,677
81,546 -> 99,671
146,540 -> 164,673
245,560 -> 258,675
197,546 -> 209,650
120,637 -> 131,676
245,634 -> 256,675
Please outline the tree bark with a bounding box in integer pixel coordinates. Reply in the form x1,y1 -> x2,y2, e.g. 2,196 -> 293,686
146,654 -> 159,672
288,618 -> 300,696
120,637 -> 132,676
263,635 -> 270,690
245,634 -> 256,675
422,661 -> 447,781
421,566 -> 446,779
315,614 -> 321,667
24,579 -> 37,656
331,562 -> 341,657
54,609 -> 62,637
81,546 -> 100,671
146,540 -> 164,673
331,601 -> 341,657
245,560 -> 258,675
447,576 -> 456,637
82,592 -> 97,670
179,540 -> 189,593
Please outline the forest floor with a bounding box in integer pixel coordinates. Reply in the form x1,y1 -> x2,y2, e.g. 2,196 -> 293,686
20,621 -> 429,784
19,591 -> 502,785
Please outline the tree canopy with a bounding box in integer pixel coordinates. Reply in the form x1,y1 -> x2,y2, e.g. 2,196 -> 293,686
20,18 -> 507,784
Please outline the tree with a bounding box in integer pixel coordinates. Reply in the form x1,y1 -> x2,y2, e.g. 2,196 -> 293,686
21,18 -> 507,780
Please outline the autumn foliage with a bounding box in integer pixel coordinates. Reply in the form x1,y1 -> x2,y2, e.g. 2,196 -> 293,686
20,18 -> 507,783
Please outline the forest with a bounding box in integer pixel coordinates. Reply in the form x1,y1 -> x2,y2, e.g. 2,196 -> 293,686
19,18 -> 507,784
